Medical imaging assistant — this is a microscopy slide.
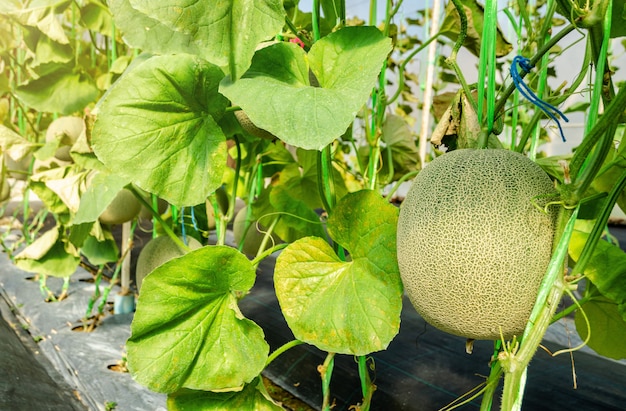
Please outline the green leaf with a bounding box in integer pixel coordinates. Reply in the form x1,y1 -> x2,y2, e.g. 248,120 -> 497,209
440,0 -> 513,57
14,226 -> 80,278
569,226 -> 626,320
80,1 -> 114,36
73,171 -> 130,224
127,0 -> 285,79
91,54 -> 229,207
575,295 -> 626,360
15,67 -> 98,115
81,229 -> 119,265
167,378 -> 282,411
1,0 -> 72,45
127,245 -> 268,393
22,26 -> 73,74
274,190 -> 403,355
108,0 -> 201,56
360,114 -> 419,181
610,0 -> 626,38
29,165 -> 88,217
220,26 -> 392,150
590,139 -> 626,215
0,124 -> 38,161
268,182 -> 327,242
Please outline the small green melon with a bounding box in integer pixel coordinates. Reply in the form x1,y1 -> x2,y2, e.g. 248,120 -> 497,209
233,206 -> 280,256
397,149 -> 557,340
135,235 -> 202,292
234,110 -> 277,141
98,189 -> 142,225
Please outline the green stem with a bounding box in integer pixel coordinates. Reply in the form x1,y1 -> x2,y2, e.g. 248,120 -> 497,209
320,352 -> 336,411
568,84 -> 626,200
318,146 -> 336,211
550,294 -> 592,323
475,0 -> 497,148
265,340 -> 304,367
387,33 -> 441,105
569,1 -> 615,198
386,170 -> 419,201
357,356 -> 375,410
84,265 -> 104,320
479,359 -> 502,410
129,187 -> 190,252
494,24 -> 577,120
312,0 -> 321,42
446,0 -> 476,114
528,0 -> 557,160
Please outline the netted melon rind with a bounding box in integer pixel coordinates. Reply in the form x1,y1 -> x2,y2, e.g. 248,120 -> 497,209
397,149 -> 557,340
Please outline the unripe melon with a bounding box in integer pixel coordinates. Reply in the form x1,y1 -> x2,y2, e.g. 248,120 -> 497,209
45,116 -> 84,162
234,110 -> 277,141
233,206 -> 280,256
397,149 -> 557,340
99,189 -> 142,225
135,235 -> 202,292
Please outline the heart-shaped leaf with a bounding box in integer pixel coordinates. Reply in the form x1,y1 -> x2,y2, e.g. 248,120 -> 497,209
274,190 -> 402,355
220,26 -> 392,150
91,54 -> 229,206
126,0 -> 285,79
127,245 -> 268,393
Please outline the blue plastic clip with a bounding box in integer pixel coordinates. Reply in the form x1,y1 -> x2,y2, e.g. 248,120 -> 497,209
511,55 -> 569,142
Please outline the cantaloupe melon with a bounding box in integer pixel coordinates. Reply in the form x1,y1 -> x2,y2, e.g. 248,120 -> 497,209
397,149 -> 557,340
135,235 -> 202,292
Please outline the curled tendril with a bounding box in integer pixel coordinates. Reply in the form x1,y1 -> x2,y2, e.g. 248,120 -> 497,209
511,55 -> 569,142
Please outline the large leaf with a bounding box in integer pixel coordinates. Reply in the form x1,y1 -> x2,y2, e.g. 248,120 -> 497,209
1,0 -> 71,45
91,54 -> 229,206
15,66 -> 98,115
126,0 -> 285,79
167,378 -> 282,411
127,246 -> 268,393
14,226 -> 81,278
575,294 -> 626,360
569,226 -> 626,320
274,190 -> 403,355
220,26 -> 392,150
